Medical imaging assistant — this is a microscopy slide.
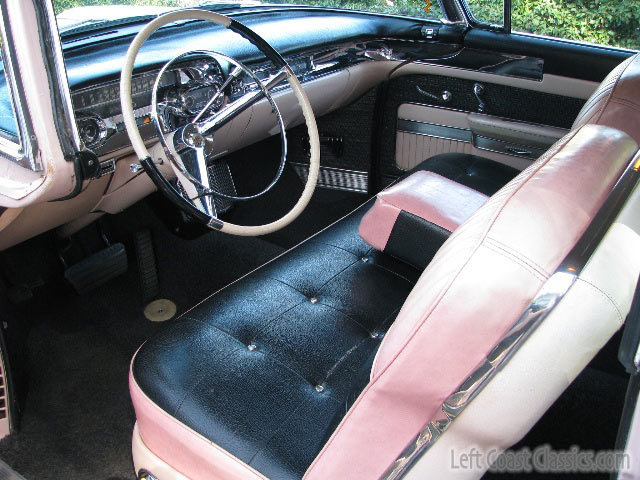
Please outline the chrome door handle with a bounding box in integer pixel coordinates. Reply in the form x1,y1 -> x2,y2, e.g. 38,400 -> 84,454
416,86 -> 452,103
506,146 -> 532,156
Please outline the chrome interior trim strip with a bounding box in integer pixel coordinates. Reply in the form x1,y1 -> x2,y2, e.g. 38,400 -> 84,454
0,0 -> 39,170
382,150 -> 640,480
397,118 -> 472,143
474,135 -> 547,159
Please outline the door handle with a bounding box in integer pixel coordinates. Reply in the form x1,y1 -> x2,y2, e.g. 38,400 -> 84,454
506,146 -> 532,156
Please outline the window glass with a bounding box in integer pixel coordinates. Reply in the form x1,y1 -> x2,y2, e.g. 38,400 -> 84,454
465,0 -> 503,27
512,0 -> 640,50
464,0 -> 640,50
54,0 -> 444,22
0,56 -> 19,142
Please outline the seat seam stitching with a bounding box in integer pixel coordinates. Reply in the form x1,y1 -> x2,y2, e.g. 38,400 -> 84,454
485,237 -> 550,278
482,243 -> 548,282
576,278 -> 624,324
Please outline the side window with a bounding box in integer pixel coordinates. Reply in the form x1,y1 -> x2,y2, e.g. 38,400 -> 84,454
512,0 -> 640,50
0,4 -> 39,172
464,0 -> 504,28
463,0 -> 640,50
0,55 -> 19,144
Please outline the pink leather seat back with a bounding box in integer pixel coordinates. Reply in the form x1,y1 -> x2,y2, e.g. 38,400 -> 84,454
572,53 -> 640,143
304,124 -> 638,480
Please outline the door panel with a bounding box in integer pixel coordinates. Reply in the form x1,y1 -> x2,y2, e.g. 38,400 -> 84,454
374,18 -> 636,189
378,71 -> 582,186
395,103 -> 566,171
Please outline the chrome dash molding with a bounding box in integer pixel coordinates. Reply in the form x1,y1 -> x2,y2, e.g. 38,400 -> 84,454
397,118 -> 472,143
382,150 -> 640,480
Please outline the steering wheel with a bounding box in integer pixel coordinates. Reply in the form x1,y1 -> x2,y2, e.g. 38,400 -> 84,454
120,9 -> 320,236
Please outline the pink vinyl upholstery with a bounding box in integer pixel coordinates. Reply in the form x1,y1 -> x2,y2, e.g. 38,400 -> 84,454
358,171 -> 488,251
304,125 -> 638,479
572,53 -> 640,143
130,370 -> 267,480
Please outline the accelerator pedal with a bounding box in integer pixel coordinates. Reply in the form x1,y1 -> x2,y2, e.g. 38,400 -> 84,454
64,243 -> 127,294
134,229 -> 160,304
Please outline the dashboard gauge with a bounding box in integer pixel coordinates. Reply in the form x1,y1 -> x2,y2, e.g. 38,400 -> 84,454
179,80 -> 223,115
229,78 -> 246,99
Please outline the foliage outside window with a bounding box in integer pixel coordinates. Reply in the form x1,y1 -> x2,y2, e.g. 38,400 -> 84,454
464,0 -> 640,50
54,0 -> 444,20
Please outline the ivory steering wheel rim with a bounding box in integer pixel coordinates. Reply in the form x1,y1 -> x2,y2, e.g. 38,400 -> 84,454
119,9 -> 320,236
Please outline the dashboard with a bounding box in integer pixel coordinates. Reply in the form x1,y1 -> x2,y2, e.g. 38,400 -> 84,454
0,6 -> 549,249
70,45 -> 359,164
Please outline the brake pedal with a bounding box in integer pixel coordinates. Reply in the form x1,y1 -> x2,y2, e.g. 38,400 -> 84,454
64,243 -> 128,294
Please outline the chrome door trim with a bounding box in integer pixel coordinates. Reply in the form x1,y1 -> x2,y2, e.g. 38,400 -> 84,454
382,150 -> 640,479
396,118 -> 472,143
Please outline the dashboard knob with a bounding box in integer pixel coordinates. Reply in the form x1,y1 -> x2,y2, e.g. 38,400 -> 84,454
78,115 -> 112,148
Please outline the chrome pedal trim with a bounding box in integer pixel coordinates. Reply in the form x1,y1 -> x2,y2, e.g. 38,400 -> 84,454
291,163 -> 368,193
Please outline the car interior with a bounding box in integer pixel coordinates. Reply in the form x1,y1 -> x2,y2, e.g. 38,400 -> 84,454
0,1 -> 639,479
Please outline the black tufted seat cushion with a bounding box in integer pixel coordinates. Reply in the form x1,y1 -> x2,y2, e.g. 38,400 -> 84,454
132,203 -> 423,480
411,152 -> 520,196
131,159 -> 516,480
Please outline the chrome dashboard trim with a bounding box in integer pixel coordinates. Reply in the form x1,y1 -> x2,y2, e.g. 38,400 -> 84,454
382,150 -> 640,479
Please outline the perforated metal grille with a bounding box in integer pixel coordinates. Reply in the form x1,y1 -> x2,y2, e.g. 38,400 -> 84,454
175,161 -> 237,217
291,163 -> 368,193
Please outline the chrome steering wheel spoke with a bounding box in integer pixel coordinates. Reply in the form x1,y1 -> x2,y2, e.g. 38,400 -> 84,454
151,50 -> 289,216
196,67 -> 289,135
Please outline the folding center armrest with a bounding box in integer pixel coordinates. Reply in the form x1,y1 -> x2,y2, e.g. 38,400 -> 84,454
359,171 -> 489,269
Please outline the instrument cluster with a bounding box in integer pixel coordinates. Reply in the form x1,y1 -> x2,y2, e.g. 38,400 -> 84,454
71,56 -> 249,156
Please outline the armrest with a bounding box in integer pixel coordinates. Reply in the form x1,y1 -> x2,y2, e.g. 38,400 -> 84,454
468,114 -> 568,149
359,171 -> 488,269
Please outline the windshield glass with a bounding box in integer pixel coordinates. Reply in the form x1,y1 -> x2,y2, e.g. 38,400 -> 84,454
55,0 -> 444,32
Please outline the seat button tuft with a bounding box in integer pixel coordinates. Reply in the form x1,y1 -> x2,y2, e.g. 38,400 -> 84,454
361,257 -> 369,263
247,343 -> 257,351
315,384 -> 325,393
309,297 -> 318,304
371,331 -> 382,339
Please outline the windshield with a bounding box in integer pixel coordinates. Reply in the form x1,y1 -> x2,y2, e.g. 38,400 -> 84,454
55,0 -> 444,33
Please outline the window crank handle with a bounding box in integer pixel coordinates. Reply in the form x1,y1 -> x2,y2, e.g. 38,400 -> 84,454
473,83 -> 485,112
